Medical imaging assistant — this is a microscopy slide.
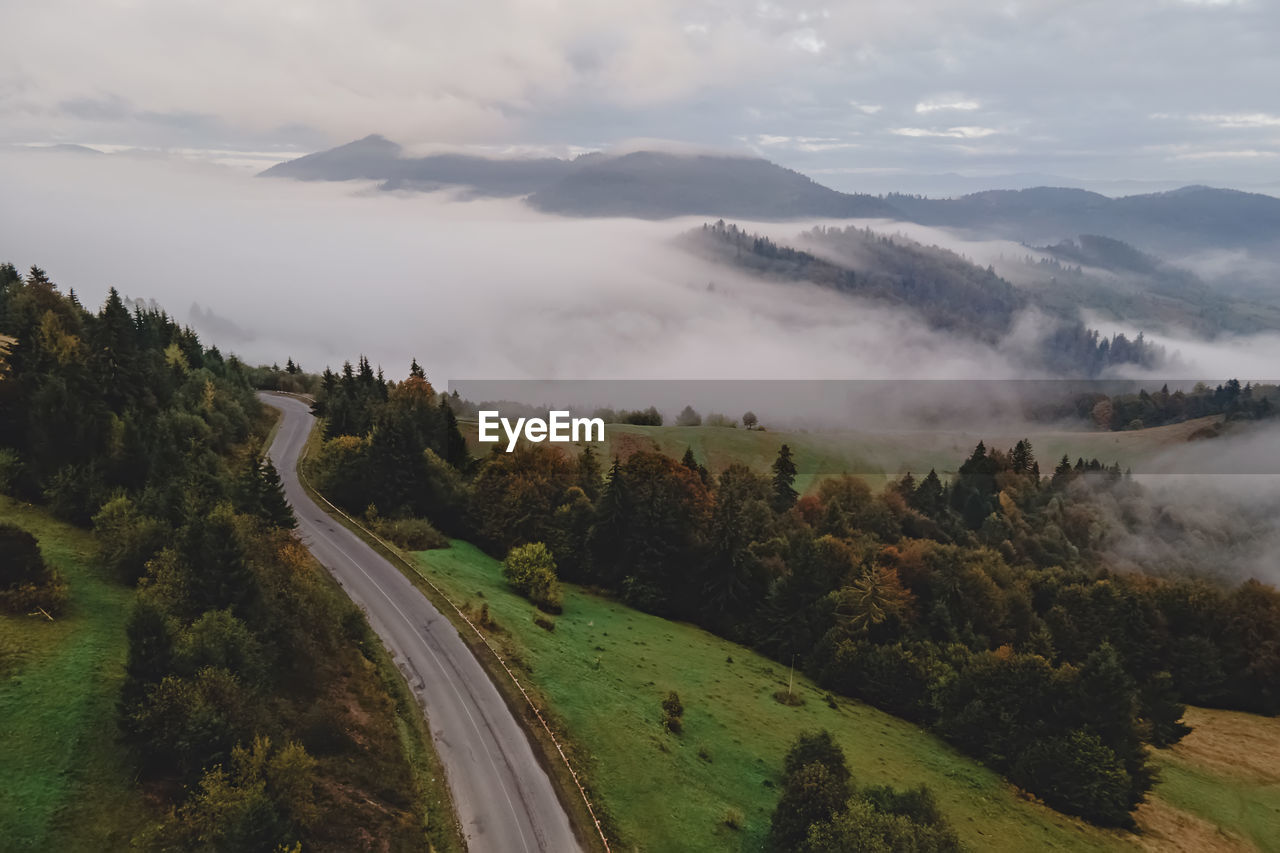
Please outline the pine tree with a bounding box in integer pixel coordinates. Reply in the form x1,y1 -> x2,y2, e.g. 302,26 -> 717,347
258,458 -> 296,529
911,469 -> 944,515
120,600 -> 174,710
588,458 -> 629,586
439,397 -> 468,469
771,444 -> 798,512
1052,454 -> 1073,488
577,444 -> 602,502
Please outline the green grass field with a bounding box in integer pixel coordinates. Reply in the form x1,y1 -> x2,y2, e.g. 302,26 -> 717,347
0,496 -> 149,851
410,540 -> 1142,852
1142,708 -> 1280,853
460,416 -> 1219,494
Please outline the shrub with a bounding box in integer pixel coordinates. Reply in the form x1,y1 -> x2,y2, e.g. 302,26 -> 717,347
723,807 -> 744,830
369,514 -> 448,551
0,522 -> 47,587
0,522 -> 68,615
533,613 -> 556,632
502,542 -> 563,613
0,447 -> 19,494
1010,730 -> 1135,827
93,496 -> 169,583
661,690 -> 684,733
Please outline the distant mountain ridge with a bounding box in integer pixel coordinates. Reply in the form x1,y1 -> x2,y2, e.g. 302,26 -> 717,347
260,135 -> 1280,257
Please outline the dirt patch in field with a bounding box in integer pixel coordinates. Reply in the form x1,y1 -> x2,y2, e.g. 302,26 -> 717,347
1169,707 -> 1280,785
609,431 -> 659,461
1134,797 -> 1256,853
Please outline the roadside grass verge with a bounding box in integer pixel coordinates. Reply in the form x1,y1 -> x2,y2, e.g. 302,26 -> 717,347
292,409 -> 613,852
0,496 -> 149,852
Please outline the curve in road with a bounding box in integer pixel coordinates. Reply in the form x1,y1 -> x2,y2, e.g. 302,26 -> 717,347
262,393 -> 582,853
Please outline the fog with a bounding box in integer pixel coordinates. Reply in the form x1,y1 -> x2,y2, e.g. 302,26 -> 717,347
0,149 -> 1020,382
2,148 -> 1278,393
1085,426 -> 1280,585
4,148 -> 1279,586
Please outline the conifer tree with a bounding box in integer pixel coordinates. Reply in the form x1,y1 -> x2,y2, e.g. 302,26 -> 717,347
577,444 -> 602,502
771,444 -> 798,512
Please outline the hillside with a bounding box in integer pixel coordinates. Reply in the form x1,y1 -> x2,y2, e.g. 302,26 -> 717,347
403,539 -> 1279,852
0,497 -> 149,850
888,186 -> 1280,258
408,540 -> 1132,852
457,416 -> 1221,495
1010,235 -> 1280,336
525,151 -> 895,219
259,134 -> 573,197
684,221 -> 1022,342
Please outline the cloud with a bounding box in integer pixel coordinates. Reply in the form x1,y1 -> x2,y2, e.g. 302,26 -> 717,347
0,150 -> 1033,383
915,98 -> 981,114
1,0 -> 1276,194
891,126 -> 999,138
1153,112 -> 1280,128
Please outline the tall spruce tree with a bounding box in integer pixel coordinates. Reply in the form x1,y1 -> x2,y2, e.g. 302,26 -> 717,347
771,444 -> 798,512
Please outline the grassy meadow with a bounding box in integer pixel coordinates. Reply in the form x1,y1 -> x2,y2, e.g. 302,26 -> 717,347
0,495 -> 148,851
459,416 -> 1219,494
410,540 -> 1147,852
409,540 -> 1280,852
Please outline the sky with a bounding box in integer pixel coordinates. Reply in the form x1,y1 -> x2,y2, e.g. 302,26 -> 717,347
3,0 -> 1278,192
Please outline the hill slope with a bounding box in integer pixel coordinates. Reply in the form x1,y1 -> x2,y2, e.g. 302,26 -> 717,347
525,150 -> 895,219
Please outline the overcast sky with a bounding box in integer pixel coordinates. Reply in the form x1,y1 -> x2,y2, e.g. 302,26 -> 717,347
3,0 -> 1277,191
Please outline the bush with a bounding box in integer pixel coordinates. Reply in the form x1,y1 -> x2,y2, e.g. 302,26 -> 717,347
0,447 -> 19,494
368,514 -> 448,551
661,690 -> 684,733
502,542 -> 563,613
1010,730 -> 1136,827
0,522 -> 68,615
533,613 -> 556,632
93,496 -> 169,583
0,522 -> 47,587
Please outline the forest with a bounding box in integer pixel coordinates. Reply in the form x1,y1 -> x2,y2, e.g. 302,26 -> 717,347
688,221 -> 1165,376
0,265 -> 451,851
300,361 -> 1280,833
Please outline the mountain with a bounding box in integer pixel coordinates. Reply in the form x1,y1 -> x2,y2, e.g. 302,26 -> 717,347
261,136 -> 1280,258
260,137 -> 895,218
525,151 -> 895,219
1013,234 -> 1280,336
684,221 -> 1165,375
888,186 -> 1280,256
259,134 -> 572,196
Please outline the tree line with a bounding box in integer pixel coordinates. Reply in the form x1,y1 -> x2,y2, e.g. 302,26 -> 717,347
0,264 -> 449,851
302,364 -> 1280,828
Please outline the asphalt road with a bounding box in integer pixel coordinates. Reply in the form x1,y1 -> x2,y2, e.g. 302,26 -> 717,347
261,393 -> 582,853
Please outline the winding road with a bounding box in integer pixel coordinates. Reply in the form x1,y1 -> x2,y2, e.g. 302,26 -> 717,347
261,393 -> 582,853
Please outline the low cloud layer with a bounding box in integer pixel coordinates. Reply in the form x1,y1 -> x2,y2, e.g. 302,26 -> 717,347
3,151 -> 1280,389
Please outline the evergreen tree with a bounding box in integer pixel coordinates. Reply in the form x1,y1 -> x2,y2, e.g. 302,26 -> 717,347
258,459 -> 296,530
439,397 -> 469,469
911,469 -> 944,515
771,444 -> 798,513
576,444 -> 602,502
120,599 -> 174,709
